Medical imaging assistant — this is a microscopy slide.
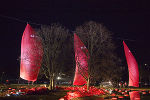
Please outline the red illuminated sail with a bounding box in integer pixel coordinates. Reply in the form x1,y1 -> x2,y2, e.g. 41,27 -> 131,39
73,34 -> 89,85
20,24 -> 43,82
123,41 -> 139,87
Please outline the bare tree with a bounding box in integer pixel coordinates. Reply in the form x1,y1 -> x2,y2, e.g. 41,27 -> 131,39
75,21 -> 121,89
139,64 -> 150,85
37,24 -> 70,90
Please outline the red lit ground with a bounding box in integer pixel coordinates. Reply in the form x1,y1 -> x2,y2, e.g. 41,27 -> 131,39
0,84 -> 150,100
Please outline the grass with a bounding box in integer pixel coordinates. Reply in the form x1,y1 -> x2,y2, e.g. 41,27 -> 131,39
0,84 -> 69,100
72,96 -> 104,100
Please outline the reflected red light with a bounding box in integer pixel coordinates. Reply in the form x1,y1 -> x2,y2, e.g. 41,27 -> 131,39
111,93 -> 116,96
142,92 -> 146,94
112,97 -> 117,100
124,94 -> 129,96
59,98 -> 65,100
129,91 -> 140,100
59,86 -> 105,99
118,96 -> 124,98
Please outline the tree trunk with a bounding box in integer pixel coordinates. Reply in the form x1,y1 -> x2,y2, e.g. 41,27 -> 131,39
52,77 -> 54,90
28,81 -> 30,85
87,76 -> 90,91
32,81 -> 34,85
48,77 -> 55,90
48,78 -> 52,90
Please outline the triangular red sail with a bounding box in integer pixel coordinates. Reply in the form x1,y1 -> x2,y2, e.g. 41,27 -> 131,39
20,24 -> 43,82
123,41 -> 139,87
73,34 -> 89,85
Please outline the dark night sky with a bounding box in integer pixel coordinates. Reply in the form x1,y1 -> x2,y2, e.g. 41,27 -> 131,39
0,0 -> 150,79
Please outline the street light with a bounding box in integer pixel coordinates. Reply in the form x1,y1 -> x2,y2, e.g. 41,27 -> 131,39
57,76 -> 61,80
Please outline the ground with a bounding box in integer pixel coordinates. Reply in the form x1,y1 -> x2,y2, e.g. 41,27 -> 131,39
0,84 -> 150,100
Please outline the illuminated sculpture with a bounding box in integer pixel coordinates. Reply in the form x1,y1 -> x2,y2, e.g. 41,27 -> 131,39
73,34 -> 89,85
20,24 -> 43,82
123,41 -> 139,87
